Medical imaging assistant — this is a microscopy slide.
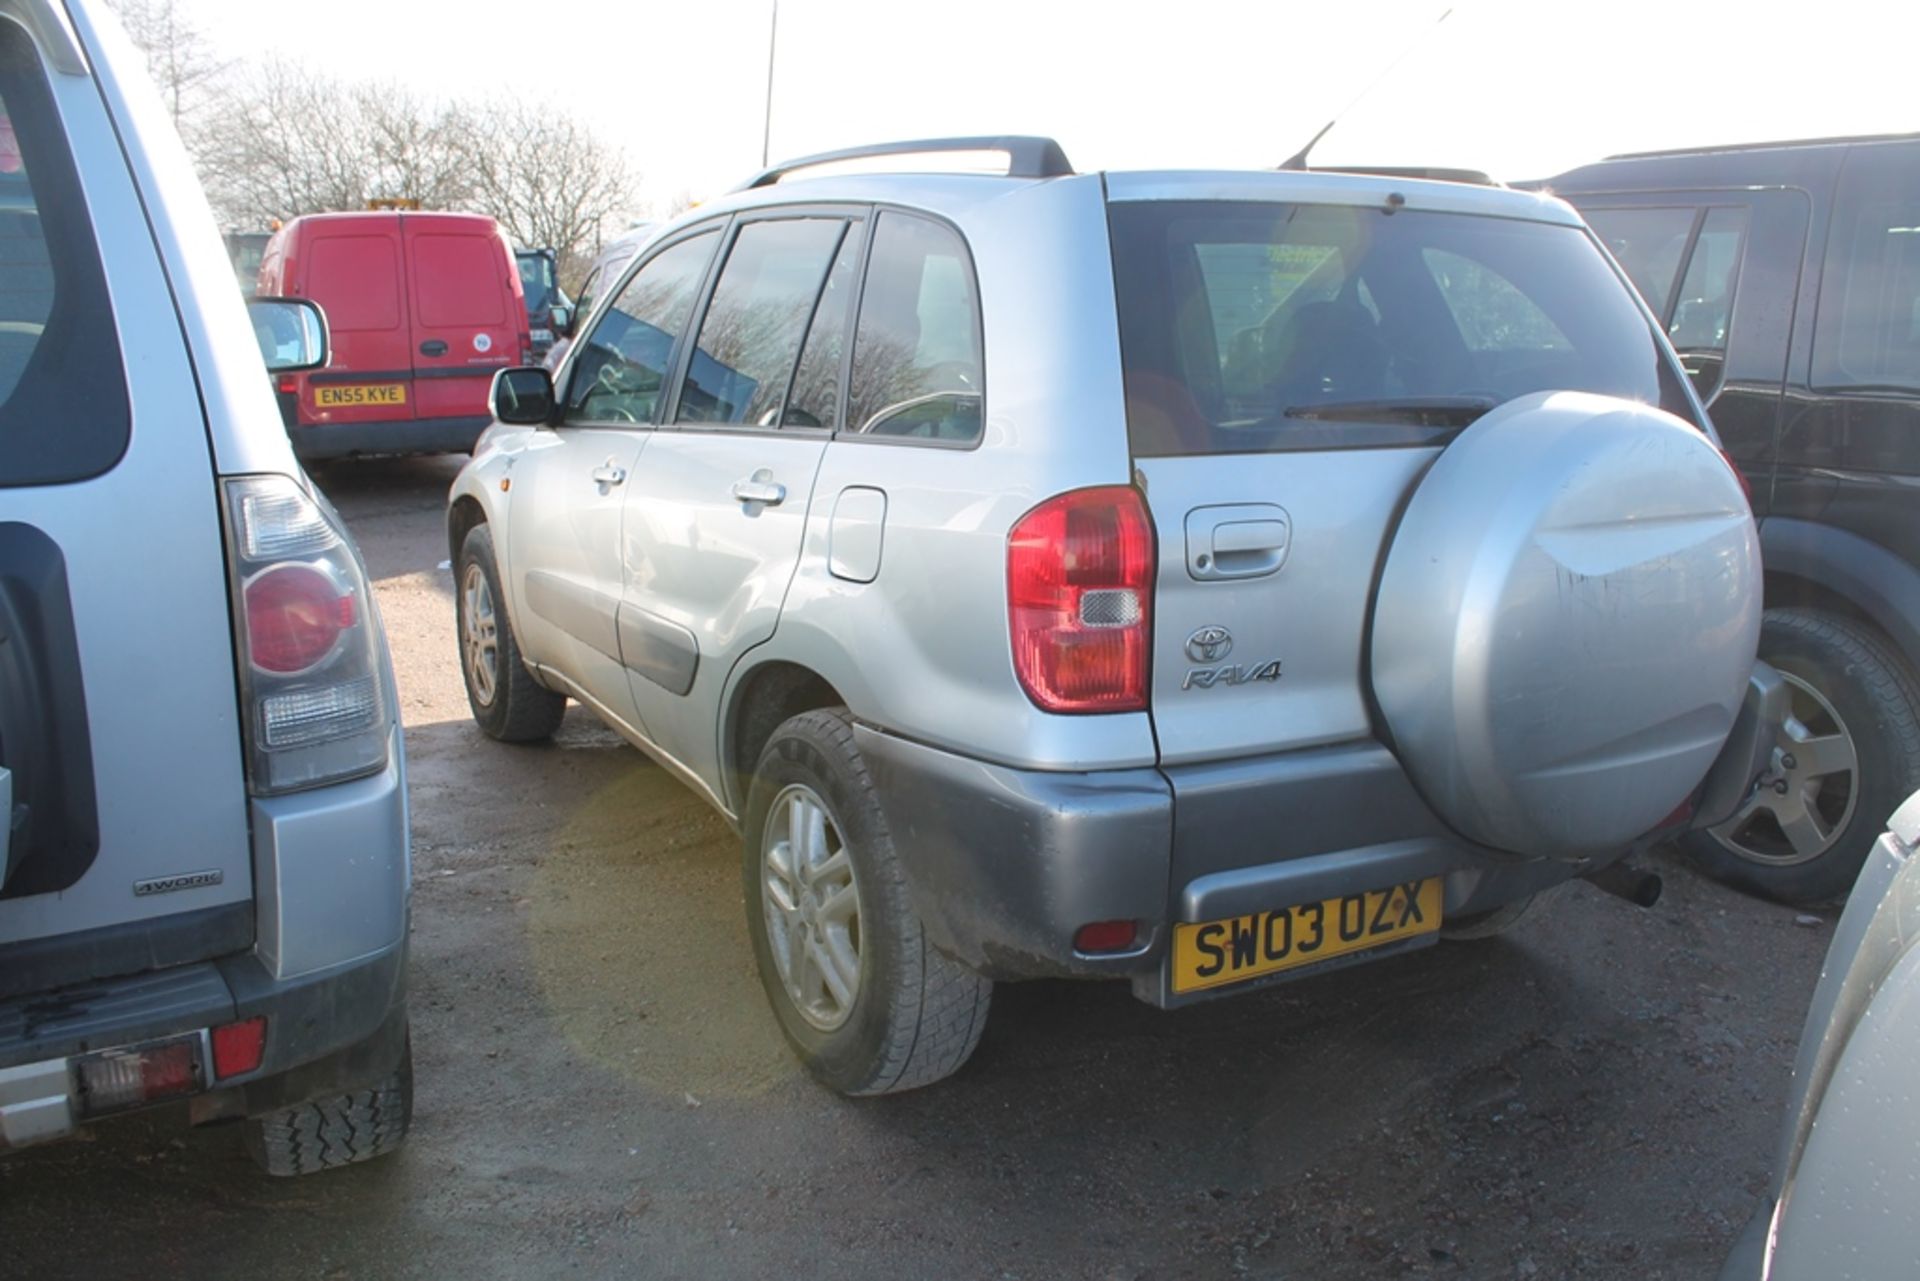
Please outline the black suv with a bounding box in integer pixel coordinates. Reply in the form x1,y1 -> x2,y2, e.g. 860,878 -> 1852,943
1544,135 -> 1920,903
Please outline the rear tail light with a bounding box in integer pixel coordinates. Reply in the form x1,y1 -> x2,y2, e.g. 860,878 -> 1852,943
211,1017 -> 268,1080
274,373 -> 297,397
1008,486 -> 1155,713
1073,920 -> 1140,954
1718,445 -> 1754,506
223,475 -> 393,794
75,1037 -> 202,1114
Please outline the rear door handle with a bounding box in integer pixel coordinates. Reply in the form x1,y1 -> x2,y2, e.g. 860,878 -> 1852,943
1186,505 -> 1291,580
591,463 -> 626,487
731,472 -> 786,507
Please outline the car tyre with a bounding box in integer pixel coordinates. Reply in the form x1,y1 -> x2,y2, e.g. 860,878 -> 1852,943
457,522 -> 566,742
243,1039 -> 413,1177
743,708 -> 992,1095
1682,608 -> 1920,904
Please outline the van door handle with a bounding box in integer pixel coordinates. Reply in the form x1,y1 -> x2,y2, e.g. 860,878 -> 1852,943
731,474 -> 786,507
591,463 -> 626,487
420,340 -> 448,357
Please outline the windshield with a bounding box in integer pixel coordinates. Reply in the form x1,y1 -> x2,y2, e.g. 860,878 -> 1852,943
1109,200 -> 1699,454
516,249 -> 557,313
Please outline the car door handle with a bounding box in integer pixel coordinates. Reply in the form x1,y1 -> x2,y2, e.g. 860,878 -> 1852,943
731,476 -> 786,507
591,463 -> 626,487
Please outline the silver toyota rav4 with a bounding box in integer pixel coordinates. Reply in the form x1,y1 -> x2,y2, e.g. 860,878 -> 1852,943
0,0 -> 410,1172
451,136 -> 1777,1095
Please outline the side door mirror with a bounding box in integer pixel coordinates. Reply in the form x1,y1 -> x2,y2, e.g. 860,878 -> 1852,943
550,304 -> 575,338
492,366 -> 556,425
247,297 -> 328,372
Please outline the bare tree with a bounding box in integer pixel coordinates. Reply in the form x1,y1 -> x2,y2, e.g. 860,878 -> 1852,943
108,0 -> 228,128
459,102 -> 641,285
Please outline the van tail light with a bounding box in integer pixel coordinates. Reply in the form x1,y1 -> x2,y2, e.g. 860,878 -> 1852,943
222,475 -> 393,794
1008,486 -> 1155,713
274,374 -> 296,396
520,341 -> 534,366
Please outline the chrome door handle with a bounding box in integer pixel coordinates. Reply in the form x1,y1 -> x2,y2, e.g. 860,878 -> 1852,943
591,463 -> 626,487
731,477 -> 787,506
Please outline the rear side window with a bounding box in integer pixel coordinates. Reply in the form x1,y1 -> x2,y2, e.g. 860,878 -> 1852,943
1583,206 -> 1697,320
845,211 -> 983,443
564,229 -> 717,425
308,235 -> 401,332
783,225 -> 865,429
1108,201 -> 1698,456
0,20 -> 129,487
1815,151 -> 1920,391
1668,207 -> 1748,352
677,218 -> 846,428
412,233 -> 506,326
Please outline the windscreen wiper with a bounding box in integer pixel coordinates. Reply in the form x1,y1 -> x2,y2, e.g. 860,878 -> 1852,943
1281,395 -> 1497,426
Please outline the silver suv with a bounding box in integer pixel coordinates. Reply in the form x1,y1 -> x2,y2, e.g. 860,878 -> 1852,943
451,136 -> 1772,1094
0,0 -> 410,1173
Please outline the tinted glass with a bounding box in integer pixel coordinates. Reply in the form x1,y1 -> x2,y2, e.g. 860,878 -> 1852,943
1668,206 -> 1748,351
1582,206 -> 1697,320
678,218 -> 846,427
845,212 -> 983,443
0,21 -> 129,486
1815,161 -> 1920,391
517,250 -> 555,313
782,225 -> 864,429
564,230 -> 717,425
1109,201 -> 1697,456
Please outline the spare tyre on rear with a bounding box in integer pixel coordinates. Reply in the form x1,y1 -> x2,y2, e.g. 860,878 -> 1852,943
1370,391 -> 1760,861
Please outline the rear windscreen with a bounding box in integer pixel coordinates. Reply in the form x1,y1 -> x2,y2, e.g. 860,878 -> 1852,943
1108,201 -> 1698,455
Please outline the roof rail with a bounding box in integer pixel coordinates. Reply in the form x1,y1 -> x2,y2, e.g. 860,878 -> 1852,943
734,136 -> 1075,192
1604,130 -> 1920,161
1313,165 -> 1500,187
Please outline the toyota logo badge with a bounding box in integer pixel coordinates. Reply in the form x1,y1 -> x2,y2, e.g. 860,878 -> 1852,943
1185,625 -> 1233,664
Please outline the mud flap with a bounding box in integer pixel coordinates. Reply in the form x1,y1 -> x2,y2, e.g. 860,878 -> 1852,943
1691,662 -> 1792,829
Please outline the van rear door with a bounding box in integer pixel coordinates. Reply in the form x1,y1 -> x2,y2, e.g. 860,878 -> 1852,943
295,215 -> 418,431
402,216 -> 520,422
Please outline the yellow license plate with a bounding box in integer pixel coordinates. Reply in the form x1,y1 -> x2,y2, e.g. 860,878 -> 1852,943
314,382 -> 407,407
1172,878 -> 1443,994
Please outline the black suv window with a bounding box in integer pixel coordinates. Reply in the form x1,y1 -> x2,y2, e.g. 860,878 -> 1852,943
1816,155 -> 1920,392
677,218 -> 847,428
0,21 -> 129,487
1584,206 -> 1697,321
845,212 -> 983,443
564,230 -> 717,425
1109,201 -> 1699,456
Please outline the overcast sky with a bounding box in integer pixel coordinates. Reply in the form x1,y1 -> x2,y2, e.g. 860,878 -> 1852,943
184,0 -> 1916,210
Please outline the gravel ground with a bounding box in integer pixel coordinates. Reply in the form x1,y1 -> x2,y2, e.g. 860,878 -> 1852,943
1,455 -> 1833,1280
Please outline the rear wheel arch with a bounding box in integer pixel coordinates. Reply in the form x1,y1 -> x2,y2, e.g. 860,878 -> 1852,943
1760,518 -> 1920,674
724,660 -> 848,814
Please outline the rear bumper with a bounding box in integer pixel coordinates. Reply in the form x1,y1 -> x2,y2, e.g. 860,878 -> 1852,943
857,725 -> 1583,1008
289,415 -> 491,461
0,937 -> 406,1149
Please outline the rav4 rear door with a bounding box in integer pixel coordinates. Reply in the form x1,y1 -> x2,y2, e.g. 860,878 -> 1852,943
0,16 -> 251,982
1107,181 -> 1756,865
403,216 -> 520,422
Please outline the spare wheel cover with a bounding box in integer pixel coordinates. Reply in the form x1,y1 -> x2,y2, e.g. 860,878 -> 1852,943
1371,390 -> 1760,860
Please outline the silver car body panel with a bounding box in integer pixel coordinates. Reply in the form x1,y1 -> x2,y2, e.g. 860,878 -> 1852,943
456,164 -> 1746,850
1751,791 -> 1920,1279
0,5 -> 251,943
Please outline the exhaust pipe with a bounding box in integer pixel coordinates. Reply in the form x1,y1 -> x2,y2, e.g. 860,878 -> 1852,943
1587,861 -> 1663,908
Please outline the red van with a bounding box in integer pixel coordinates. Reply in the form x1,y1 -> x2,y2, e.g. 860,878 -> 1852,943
257,211 -> 530,461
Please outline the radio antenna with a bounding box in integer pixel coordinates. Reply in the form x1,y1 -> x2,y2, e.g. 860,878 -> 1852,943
1278,6 -> 1455,170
